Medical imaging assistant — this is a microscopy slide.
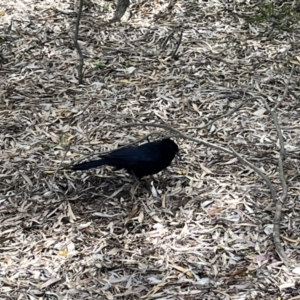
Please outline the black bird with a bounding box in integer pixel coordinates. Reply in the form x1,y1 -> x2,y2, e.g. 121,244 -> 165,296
72,138 -> 180,179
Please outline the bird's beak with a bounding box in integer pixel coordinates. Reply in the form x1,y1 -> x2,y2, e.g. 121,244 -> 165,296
176,152 -> 182,160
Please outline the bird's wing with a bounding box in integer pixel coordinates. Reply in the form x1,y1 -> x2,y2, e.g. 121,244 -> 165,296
102,145 -> 162,164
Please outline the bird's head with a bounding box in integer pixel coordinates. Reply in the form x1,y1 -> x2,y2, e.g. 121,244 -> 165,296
161,138 -> 181,159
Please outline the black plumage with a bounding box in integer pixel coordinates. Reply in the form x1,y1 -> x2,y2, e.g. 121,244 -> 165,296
72,138 -> 179,179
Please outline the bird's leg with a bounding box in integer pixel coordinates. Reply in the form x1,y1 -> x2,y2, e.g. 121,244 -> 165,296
130,171 -> 139,198
130,171 -> 138,182
130,180 -> 140,199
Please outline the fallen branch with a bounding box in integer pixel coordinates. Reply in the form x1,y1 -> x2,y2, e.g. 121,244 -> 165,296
116,121 -> 276,201
262,98 -> 289,266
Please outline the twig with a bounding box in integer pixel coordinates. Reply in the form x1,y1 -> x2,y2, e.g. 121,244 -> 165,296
74,0 -> 84,84
228,146 -> 276,201
109,0 -> 130,23
172,28 -> 183,58
274,65 -> 295,110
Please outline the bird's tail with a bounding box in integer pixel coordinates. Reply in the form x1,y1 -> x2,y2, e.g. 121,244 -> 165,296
72,159 -> 106,171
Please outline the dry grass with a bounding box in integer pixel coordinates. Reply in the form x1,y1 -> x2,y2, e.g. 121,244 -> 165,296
1,0 -> 300,299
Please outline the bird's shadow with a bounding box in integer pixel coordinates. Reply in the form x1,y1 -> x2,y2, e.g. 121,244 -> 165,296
68,170 -> 188,221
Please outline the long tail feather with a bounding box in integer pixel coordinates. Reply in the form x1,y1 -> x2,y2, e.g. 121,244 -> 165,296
72,159 -> 106,171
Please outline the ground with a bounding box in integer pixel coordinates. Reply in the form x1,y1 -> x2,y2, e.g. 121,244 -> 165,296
1,0 -> 300,299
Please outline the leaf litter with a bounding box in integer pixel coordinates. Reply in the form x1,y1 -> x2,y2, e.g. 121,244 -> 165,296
0,0 -> 300,299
